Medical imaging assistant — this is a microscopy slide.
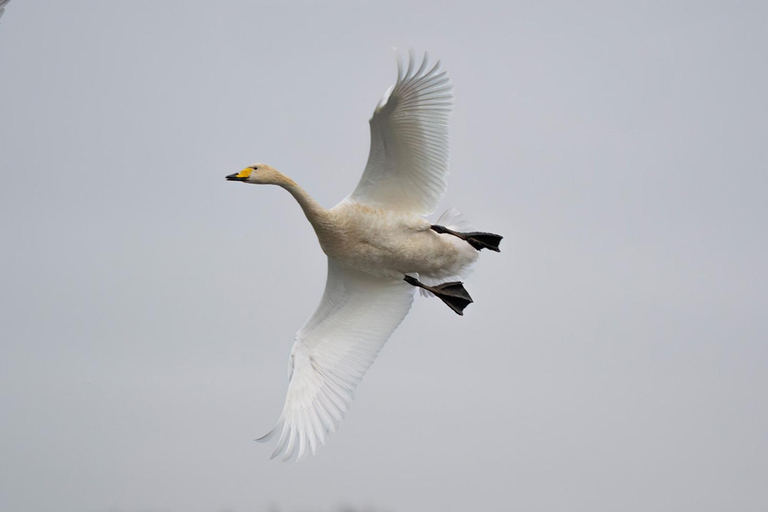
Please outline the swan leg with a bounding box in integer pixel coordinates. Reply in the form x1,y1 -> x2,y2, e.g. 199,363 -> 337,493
431,225 -> 503,252
403,275 -> 473,316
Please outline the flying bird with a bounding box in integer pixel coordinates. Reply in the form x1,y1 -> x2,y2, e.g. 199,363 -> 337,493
226,52 -> 502,461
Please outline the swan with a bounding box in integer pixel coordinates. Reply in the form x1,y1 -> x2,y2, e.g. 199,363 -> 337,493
225,52 -> 502,461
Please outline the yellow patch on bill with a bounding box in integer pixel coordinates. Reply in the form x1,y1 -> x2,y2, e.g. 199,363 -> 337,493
236,167 -> 252,178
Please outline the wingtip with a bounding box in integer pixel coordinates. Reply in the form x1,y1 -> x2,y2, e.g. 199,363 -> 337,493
396,52 -> 404,83
406,49 -> 416,80
255,422 -> 280,443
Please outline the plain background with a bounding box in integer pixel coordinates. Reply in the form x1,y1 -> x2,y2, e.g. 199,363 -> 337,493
1,1 -> 766,511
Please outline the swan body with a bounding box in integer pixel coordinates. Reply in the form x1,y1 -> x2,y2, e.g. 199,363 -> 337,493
225,52 -> 501,461
319,201 -> 479,281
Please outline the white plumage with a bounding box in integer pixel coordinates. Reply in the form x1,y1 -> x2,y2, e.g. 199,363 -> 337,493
0,0 -> 11,22
350,52 -> 453,216
256,259 -> 414,461
225,51 -> 501,461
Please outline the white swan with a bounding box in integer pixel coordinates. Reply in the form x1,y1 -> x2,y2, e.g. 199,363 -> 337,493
226,52 -> 502,461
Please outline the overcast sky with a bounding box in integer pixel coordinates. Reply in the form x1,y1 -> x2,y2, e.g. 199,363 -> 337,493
1,1 -> 767,512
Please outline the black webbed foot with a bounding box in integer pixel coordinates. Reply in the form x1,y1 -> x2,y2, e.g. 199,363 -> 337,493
431,225 -> 503,252
404,275 -> 473,315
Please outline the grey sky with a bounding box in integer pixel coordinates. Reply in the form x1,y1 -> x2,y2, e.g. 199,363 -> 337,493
1,1 -> 767,511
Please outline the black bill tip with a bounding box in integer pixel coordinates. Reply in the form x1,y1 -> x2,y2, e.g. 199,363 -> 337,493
226,173 -> 246,181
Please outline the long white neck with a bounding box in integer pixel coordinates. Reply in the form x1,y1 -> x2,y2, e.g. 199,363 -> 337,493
277,176 -> 330,233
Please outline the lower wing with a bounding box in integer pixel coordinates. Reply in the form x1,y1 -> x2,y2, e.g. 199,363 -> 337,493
257,257 -> 415,461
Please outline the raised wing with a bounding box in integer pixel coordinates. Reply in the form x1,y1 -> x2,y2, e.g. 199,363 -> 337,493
0,0 -> 11,22
257,258 -> 414,461
347,51 -> 453,216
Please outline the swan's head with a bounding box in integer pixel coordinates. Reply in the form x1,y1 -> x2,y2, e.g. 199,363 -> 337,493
226,163 -> 283,185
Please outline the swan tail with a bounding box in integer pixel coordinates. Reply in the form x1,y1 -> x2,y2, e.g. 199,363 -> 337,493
435,207 -> 475,232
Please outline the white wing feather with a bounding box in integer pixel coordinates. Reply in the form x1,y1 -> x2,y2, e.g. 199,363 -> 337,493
347,51 -> 453,216
257,258 -> 414,461
0,0 -> 11,22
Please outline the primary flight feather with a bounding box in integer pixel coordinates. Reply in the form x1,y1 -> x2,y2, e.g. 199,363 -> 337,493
225,51 -> 502,461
